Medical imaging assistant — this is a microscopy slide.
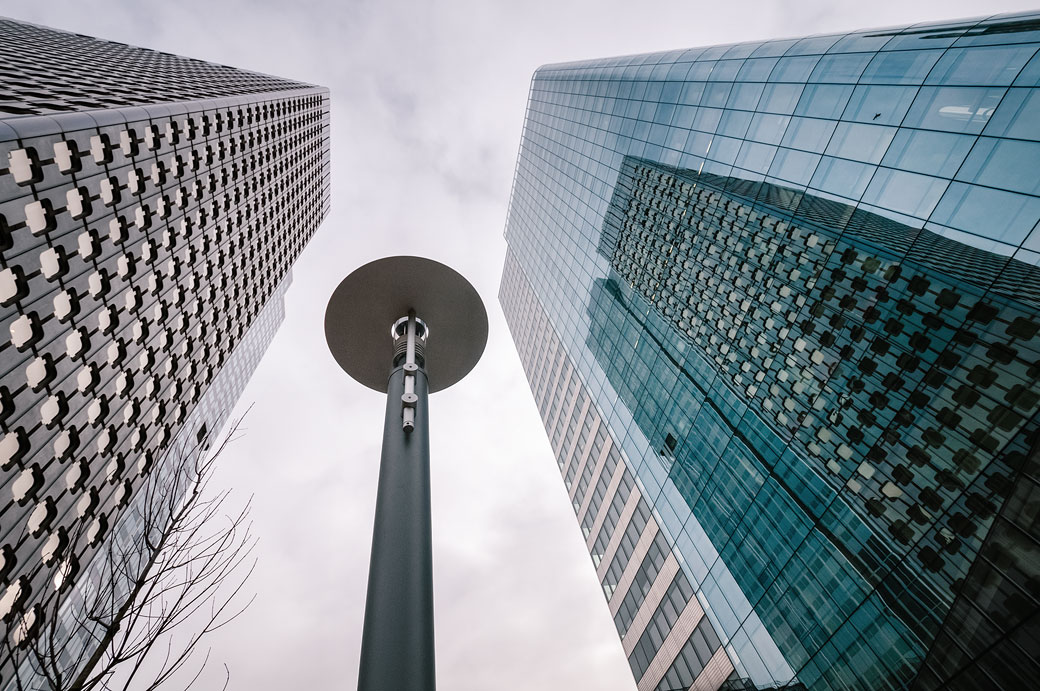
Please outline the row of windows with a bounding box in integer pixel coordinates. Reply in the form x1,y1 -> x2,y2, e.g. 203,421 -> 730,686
0,19 -> 322,115
500,253 -> 733,691
614,531 -> 670,636
629,571 -> 698,680
602,497 -> 653,600
581,444 -> 622,538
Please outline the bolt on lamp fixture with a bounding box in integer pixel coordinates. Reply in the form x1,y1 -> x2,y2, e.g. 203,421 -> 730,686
324,256 -> 488,691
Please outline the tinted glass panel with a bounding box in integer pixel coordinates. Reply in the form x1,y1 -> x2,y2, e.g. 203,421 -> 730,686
927,44 -> 1037,85
881,129 -> 975,177
931,181 -> 1040,244
759,83 -> 805,114
984,88 -> 1040,140
772,55 -> 821,83
809,155 -> 874,199
782,117 -> 837,152
794,83 -> 855,119
768,148 -> 821,186
747,113 -> 791,146
861,168 -> 948,219
808,52 -> 873,83
904,86 -> 1005,133
825,122 -> 896,164
860,49 -> 943,84
956,136 -> 1040,196
844,84 -> 918,125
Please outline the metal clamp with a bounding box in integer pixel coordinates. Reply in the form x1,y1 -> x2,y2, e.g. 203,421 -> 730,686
401,312 -> 418,432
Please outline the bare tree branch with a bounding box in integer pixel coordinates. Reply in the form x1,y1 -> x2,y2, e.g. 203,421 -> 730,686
3,413 -> 257,691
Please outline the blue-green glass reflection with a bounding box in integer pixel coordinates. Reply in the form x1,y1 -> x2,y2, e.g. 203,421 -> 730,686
502,11 -> 1040,691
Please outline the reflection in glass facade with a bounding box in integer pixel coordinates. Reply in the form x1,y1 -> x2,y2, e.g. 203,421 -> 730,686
0,18 -> 330,688
500,13 -> 1039,691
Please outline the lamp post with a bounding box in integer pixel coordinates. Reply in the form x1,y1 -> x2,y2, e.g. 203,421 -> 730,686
324,256 -> 488,691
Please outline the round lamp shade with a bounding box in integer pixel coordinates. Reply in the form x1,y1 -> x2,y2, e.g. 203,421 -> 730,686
325,256 -> 488,393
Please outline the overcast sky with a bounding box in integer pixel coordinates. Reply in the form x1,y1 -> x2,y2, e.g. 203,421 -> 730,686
7,0 -> 1039,688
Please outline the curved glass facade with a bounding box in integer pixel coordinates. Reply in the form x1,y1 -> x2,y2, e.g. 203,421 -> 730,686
501,12 -> 1039,691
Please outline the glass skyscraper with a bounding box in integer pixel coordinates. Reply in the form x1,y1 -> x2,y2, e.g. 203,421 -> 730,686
0,18 -> 329,687
500,12 -> 1039,691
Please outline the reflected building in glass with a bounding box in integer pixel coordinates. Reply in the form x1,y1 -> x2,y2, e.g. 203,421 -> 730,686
500,13 -> 1039,691
0,18 -> 329,687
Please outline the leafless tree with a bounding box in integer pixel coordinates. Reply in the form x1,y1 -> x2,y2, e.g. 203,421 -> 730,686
3,417 -> 257,691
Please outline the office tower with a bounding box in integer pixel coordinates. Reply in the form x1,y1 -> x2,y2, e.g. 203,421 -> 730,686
0,18 -> 330,687
500,12 -> 1039,691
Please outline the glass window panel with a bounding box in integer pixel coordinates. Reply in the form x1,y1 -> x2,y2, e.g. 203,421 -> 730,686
660,82 -> 682,105
677,47 -> 709,63
747,113 -> 791,146
880,129 -> 974,177
687,131 -> 714,157
703,82 -> 733,107
708,60 -> 743,82
699,45 -> 731,61
633,120 -> 650,142
782,117 -> 838,153
672,105 -> 698,130
825,122 -> 896,164
760,83 -> 805,114
787,35 -> 842,56
653,103 -> 676,126
828,31 -> 896,54
930,182 -> 1040,245
665,61 -> 695,81
955,14 -> 1040,47
956,137 -> 1040,196
881,19 -> 982,50
771,55 -> 821,83
687,62 -> 714,81
708,135 -> 743,165
984,88 -> 1040,141
859,49 -> 944,84
700,155 -> 732,176
750,38 -> 799,58
728,82 -> 765,111
718,110 -> 753,138
648,122 -> 670,146
730,629 -> 773,685
1013,246 -> 1040,266
808,52 -> 874,83
722,43 -> 758,60
794,83 -> 855,119
809,156 -> 874,200
736,57 -> 779,82
861,168 -> 948,219
843,84 -> 918,125
768,148 -> 821,186
1013,49 -> 1040,86
692,107 -> 723,133
680,81 -> 707,106
904,86 -> 1005,134
926,45 -> 1037,86
734,141 -> 778,173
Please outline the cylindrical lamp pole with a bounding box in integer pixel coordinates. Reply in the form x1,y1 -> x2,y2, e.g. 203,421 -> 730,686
358,314 -> 434,690
325,257 -> 487,691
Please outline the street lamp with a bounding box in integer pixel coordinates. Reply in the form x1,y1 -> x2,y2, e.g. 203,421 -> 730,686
324,256 -> 488,691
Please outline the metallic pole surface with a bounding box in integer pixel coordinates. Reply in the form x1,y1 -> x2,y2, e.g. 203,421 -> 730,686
356,352 -> 435,690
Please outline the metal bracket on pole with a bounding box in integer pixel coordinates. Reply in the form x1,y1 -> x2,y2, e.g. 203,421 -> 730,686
402,310 -> 418,432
